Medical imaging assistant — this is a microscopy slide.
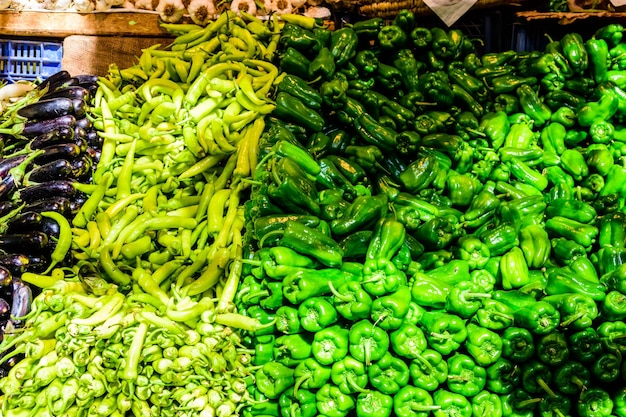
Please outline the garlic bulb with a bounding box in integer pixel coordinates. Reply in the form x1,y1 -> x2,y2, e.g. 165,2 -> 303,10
156,0 -> 185,22
134,0 -> 157,10
73,0 -> 94,11
264,0 -> 292,15
187,0 -> 215,25
304,5 -> 330,18
0,0 -> 12,9
230,0 -> 256,15
291,0 -> 305,8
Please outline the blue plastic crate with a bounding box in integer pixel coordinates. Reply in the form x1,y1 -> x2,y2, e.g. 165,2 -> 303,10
0,40 -> 63,83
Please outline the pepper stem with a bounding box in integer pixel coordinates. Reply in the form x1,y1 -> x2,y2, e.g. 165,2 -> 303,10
559,311 -> 585,328
516,397 -> 543,409
412,404 -> 442,412
328,281 -> 353,303
346,374 -> 367,393
536,377 -> 557,398
293,373 -> 310,396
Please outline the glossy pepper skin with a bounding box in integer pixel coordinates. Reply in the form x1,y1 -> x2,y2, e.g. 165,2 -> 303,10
279,220 -> 343,267
367,351 -> 410,395
356,391 -> 394,417
274,92 -> 325,133
348,319 -> 390,366
417,307 -> 468,356
293,357 -> 331,391
316,383 -> 355,417
329,280 -> 372,321
330,27 -> 358,67
330,355 -> 368,395
464,323 -> 503,367
393,385 -> 439,417
255,362 -> 295,400
370,285 -> 411,330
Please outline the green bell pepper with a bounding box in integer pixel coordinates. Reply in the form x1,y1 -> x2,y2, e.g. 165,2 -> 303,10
486,358 -> 521,394
308,324 -> 347,369
273,333 -> 313,367
255,362 -> 295,399
464,322 -> 503,367
315,383 -> 355,417
370,285 -> 411,330
293,357 -> 331,391
330,355 -> 368,395
367,351 -> 410,395
393,385 -> 440,417
433,389 -> 472,417
356,391 -> 394,417
297,297 -> 337,332
348,319 -> 390,366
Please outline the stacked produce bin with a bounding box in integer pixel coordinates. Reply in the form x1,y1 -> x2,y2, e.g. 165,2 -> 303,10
0,2 -> 625,417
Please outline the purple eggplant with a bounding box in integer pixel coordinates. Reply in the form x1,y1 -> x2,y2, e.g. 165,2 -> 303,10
72,98 -> 86,118
17,97 -> 75,120
41,85 -> 89,101
0,266 -> 12,302
36,70 -> 71,91
70,194 -> 88,214
29,125 -> 75,150
6,211 -> 43,232
10,280 -> 31,323
0,176 -> 16,201
32,142 -> 83,165
0,232 -> 49,253
0,298 -> 9,322
19,180 -> 77,203
75,117 -> 92,131
0,253 -> 48,275
0,201 -> 18,217
70,154 -> 93,179
26,159 -> 74,182
0,154 -> 30,179
24,196 -> 72,216
74,74 -> 99,85
20,114 -> 76,138
7,212 -> 60,240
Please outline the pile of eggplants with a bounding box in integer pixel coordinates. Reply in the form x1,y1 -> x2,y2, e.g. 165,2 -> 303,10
0,70 -> 99,374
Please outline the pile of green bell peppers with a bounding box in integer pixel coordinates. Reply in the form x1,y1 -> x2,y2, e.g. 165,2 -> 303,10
237,12 -> 626,417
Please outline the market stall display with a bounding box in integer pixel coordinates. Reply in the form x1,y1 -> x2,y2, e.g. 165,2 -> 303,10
0,6 -> 624,417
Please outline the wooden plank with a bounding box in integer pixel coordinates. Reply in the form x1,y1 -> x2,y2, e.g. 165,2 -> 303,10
62,35 -> 170,76
0,11 -> 175,38
516,10 -> 626,24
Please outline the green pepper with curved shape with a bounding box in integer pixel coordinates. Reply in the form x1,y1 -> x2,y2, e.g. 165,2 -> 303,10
445,281 -> 491,319
418,309 -> 468,356
446,353 -> 487,397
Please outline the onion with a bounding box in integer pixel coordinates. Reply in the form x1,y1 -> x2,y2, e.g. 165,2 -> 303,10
0,83 -> 34,102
